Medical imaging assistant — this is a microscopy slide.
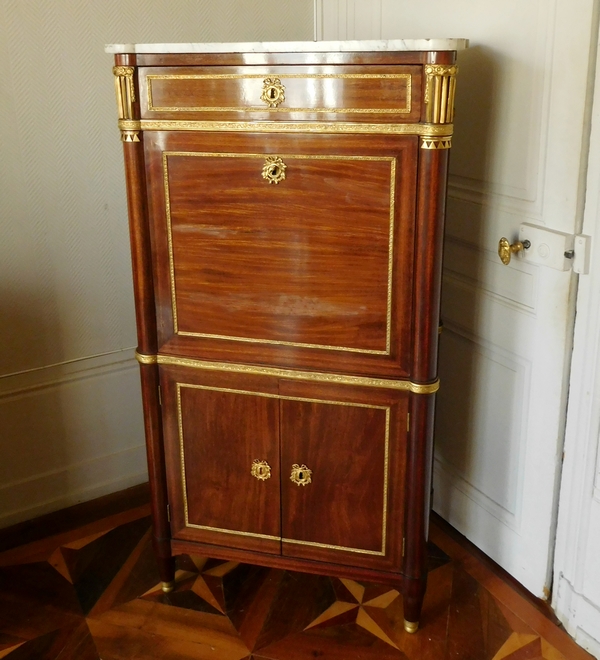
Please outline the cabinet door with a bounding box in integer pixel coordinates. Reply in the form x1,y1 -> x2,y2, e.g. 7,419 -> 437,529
279,380 -> 407,571
160,365 -> 281,555
145,130 -> 417,379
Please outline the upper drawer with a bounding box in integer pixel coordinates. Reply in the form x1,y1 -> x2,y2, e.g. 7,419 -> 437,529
138,65 -> 422,123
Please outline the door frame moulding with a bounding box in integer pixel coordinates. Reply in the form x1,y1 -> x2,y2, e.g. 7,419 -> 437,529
552,11 -> 600,654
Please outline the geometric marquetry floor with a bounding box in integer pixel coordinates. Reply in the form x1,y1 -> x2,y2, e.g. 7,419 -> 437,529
0,504 -> 593,660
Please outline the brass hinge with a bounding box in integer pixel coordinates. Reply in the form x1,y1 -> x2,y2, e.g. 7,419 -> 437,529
407,413 -> 410,433
166,504 -> 171,523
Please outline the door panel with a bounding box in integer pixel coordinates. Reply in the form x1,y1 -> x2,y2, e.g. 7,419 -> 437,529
279,380 -> 407,570
319,0 -> 596,594
145,130 -> 417,378
160,365 -> 281,554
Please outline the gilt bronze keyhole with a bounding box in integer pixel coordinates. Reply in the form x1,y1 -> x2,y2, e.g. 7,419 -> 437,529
261,156 -> 287,184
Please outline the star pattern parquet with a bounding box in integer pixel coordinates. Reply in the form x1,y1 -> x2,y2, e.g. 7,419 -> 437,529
0,507 -> 593,660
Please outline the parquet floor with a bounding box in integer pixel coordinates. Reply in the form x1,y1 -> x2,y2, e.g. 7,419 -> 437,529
0,503 -> 593,660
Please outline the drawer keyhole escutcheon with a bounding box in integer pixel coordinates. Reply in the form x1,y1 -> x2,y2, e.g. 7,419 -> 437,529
262,156 -> 287,184
261,77 -> 285,108
251,459 -> 272,481
290,464 -> 312,486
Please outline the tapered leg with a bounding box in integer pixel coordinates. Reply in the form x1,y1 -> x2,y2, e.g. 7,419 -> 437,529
403,576 -> 427,633
402,393 -> 436,634
156,550 -> 176,592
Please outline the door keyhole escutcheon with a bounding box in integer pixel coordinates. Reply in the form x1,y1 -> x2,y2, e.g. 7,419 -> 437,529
498,237 -> 531,265
251,459 -> 272,481
290,464 -> 312,486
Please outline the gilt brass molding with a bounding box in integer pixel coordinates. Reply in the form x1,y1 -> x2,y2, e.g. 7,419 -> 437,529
121,130 -> 140,143
113,65 -> 136,120
424,64 -> 458,124
118,119 -> 141,141
118,119 -> 142,131
138,119 -> 452,137
135,351 -> 158,365
155,354 -> 440,394
421,136 -> 452,150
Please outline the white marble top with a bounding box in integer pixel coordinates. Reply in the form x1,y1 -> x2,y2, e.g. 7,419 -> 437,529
105,39 -> 468,55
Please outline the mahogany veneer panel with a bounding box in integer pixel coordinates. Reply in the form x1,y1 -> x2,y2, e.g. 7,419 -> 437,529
160,367 -> 281,556
280,379 -> 407,571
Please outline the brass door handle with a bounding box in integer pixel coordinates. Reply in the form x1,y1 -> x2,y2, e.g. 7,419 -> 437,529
290,464 -> 312,486
498,237 -> 531,265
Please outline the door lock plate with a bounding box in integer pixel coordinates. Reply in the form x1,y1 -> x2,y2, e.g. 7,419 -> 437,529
518,223 -> 573,271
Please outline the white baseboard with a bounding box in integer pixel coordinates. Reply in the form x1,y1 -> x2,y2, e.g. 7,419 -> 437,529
0,348 -> 148,529
554,575 -> 600,659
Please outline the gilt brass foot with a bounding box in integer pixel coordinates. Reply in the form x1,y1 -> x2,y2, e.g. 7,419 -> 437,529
404,619 -> 419,634
161,580 -> 175,593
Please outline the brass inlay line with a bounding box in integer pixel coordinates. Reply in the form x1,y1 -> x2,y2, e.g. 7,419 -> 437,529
179,382 -> 390,408
282,537 -> 384,556
387,159 -> 396,350
146,73 -> 411,114
162,153 -> 178,332
155,354 -> 441,395
138,119 -> 452,136
162,151 -> 395,356
176,331 -> 386,354
176,382 -> 390,555
183,523 -> 281,541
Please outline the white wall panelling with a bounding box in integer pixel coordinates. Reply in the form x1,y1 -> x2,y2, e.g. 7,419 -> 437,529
553,23 -> 600,656
0,0 -> 313,528
0,350 -> 146,529
319,0 -> 597,596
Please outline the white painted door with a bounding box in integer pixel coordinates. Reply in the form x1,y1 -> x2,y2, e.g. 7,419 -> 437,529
317,0 -> 597,596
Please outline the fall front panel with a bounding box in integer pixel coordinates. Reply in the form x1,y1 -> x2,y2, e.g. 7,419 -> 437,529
145,131 -> 417,378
